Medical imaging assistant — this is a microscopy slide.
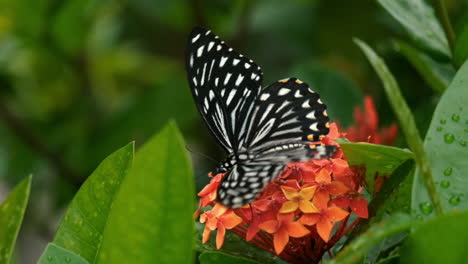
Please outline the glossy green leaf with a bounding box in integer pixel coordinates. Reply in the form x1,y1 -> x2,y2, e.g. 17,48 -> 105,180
394,40 -> 455,93
53,143 -> 134,262
377,0 -> 450,59
355,39 -> 443,215
412,60 -> 468,218
96,121 -> 195,264
329,214 -> 413,264
37,243 -> 89,264
0,175 -> 31,264
339,141 -> 413,194
400,211 -> 468,264
199,252 -> 260,264
346,160 -> 415,242
291,63 -> 363,127
454,24 -> 468,66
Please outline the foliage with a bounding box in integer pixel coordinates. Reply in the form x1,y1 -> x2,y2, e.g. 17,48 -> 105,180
0,0 -> 467,263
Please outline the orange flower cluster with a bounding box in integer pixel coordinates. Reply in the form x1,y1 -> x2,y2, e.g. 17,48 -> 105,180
196,123 -> 368,264
345,96 -> 398,145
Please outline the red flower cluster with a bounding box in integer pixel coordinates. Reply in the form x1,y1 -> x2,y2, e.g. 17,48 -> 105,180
196,123 -> 368,264
344,96 -> 398,145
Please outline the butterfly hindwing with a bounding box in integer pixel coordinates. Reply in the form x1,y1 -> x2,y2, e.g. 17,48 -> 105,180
245,78 -> 330,151
185,27 -> 264,153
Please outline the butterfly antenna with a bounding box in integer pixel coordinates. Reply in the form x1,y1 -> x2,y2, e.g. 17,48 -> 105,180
185,145 -> 219,164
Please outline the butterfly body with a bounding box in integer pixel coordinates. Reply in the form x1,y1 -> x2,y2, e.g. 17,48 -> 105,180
186,27 -> 336,208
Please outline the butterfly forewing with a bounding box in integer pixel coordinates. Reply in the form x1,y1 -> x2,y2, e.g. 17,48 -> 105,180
185,27 -> 264,153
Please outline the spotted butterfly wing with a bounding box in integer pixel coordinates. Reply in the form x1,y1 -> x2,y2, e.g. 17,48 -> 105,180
186,27 -> 263,153
185,27 -> 336,208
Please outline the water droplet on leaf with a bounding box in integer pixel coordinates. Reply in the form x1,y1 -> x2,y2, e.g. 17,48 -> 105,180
449,195 -> 461,205
65,257 -> 71,263
419,202 -> 433,215
444,168 -> 453,176
440,119 -> 447,124
460,140 -> 467,147
451,114 -> 460,122
444,133 -> 455,144
436,126 -> 443,131
440,181 -> 450,188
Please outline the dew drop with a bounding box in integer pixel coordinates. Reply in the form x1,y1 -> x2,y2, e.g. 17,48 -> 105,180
47,256 -> 54,261
449,195 -> 461,205
444,168 -> 453,176
436,126 -> 443,131
444,133 -> 455,144
419,202 -> 433,215
440,119 -> 447,124
440,180 -> 450,188
451,114 -> 460,122
65,257 -> 71,263
460,140 -> 467,147
416,214 -> 423,220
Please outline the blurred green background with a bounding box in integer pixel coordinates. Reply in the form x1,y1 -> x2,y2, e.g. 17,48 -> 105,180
0,0 -> 466,262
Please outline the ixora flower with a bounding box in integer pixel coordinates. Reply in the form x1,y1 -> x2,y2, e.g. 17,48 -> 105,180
196,123 -> 369,264
344,96 -> 398,145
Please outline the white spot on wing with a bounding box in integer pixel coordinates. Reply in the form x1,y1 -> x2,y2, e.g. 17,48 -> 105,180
220,56 -> 228,67
224,73 -> 232,85
189,54 -> 193,67
227,90 -> 236,105
260,93 -> 270,101
207,41 -> 214,51
197,46 -> 204,57
233,59 -> 240,65
217,45 -> 222,51
251,73 -> 257,80
201,63 -> 207,85
192,77 -> 197,86
215,77 -> 219,86
278,88 -> 291,96
192,34 -> 200,43
245,63 -> 251,69
306,111 -> 316,119
209,90 -> 215,100
302,100 -> 311,108
294,90 -> 303,98
235,74 -> 244,86
310,122 -> 319,131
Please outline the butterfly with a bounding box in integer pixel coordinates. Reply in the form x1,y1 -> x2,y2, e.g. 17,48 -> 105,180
186,27 -> 336,208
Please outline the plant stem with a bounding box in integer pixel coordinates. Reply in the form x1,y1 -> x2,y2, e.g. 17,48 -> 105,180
434,0 -> 456,53
355,39 -> 443,216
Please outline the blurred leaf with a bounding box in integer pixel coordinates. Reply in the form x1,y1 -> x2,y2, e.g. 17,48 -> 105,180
291,63 -> 363,127
52,0 -> 102,55
347,160 -> 415,241
338,141 -> 413,194
394,40 -> 455,93
411,60 -> 468,218
400,211 -> 468,264
199,252 -> 260,264
329,214 -> 413,264
38,243 -> 89,264
0,175 -> 31,264
53,143 -> 134,262
377,0 -> 450,60
96,121 -> 195,264
454,24 -> 468,66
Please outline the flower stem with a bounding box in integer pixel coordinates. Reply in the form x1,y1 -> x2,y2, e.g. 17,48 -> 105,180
434,0 -> 456,53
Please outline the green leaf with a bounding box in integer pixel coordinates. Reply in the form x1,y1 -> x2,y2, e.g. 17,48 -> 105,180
454,24 -> 468,66
291,63 -> 363,127
96,121 -> 195,264
411,60 -> 468,218
38,243 -> 89,264
346,160 -> 415,242
329,214 -> 413,264
394,40 -> 455,93
355,39 -> 443,216
0,175 -> 31,264
53,143 -> 134,262
400,211 -> 468,264
338,141 -> 413,194
199,252 -> 260,264
377,0 -> 450,59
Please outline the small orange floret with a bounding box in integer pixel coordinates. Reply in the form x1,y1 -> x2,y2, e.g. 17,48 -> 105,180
279,185 -> 319,214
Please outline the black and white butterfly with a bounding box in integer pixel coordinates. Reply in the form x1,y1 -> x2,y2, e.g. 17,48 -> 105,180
186,27 -> 336,208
